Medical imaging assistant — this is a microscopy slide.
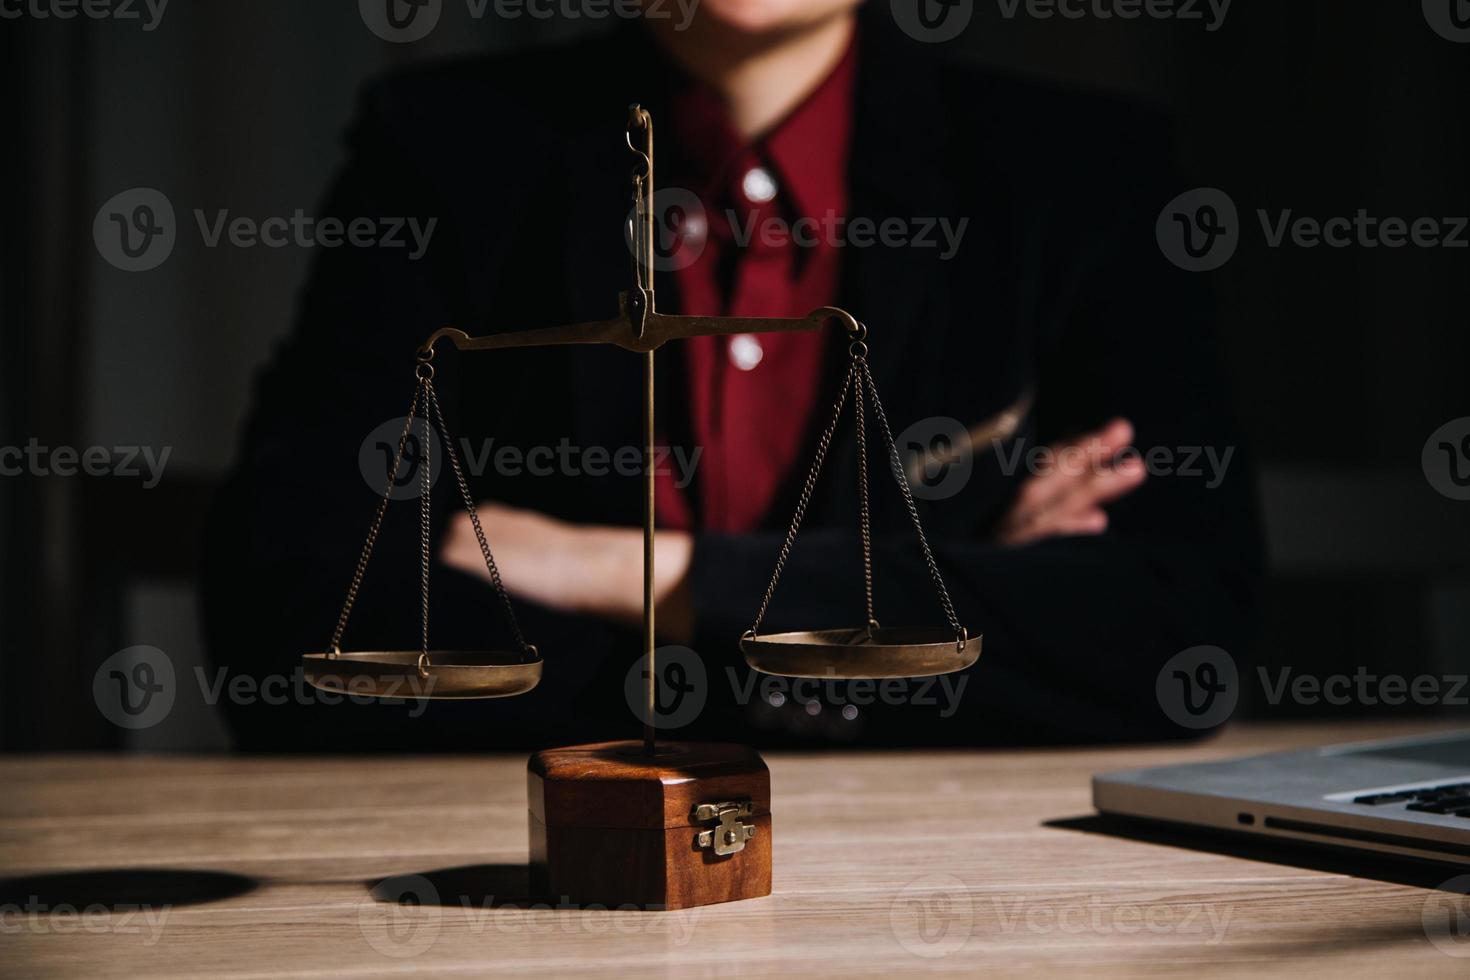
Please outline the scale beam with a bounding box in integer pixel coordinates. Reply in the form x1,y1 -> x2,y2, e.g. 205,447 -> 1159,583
307,105 -> 972,749
420,298 -> 864,357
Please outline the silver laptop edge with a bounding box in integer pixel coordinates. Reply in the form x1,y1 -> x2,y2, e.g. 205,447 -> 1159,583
1092,729 -> 1470,866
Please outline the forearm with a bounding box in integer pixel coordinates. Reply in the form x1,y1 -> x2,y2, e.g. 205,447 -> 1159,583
440,507 -> 696,642
688,523 -> 1258,712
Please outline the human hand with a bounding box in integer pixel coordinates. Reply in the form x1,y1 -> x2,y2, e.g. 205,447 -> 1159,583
440,503 -> 696,643
993,418 -> 1146,547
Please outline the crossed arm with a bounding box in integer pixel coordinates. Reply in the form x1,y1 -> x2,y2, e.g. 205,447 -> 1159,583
441,417 -> 1148,643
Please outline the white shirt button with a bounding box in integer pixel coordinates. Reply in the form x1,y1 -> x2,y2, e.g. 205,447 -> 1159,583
741,166 -> 778,204
678,208 -> 707,247
729,334 -> 764,371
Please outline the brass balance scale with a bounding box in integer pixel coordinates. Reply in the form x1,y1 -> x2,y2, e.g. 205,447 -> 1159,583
300,107 -> 981,910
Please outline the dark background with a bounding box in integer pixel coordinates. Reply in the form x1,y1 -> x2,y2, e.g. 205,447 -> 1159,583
3,1 -> 1468,750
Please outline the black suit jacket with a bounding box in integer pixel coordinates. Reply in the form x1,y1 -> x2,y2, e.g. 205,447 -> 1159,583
203,15 -> 1262,750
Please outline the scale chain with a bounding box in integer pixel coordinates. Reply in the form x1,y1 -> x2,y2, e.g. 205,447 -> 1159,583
859,359 -> 964,641
853,354 -> 876,633
746,359 -> 856,638
329,383 -> 423,654
327,369 -> 536,664
745,347 -> 966,648
417,390 -> 432,676
423,377 -> 534,657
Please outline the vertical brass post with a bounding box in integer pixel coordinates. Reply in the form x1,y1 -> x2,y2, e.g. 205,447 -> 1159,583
629,105 -> 658,756
643,349 -> 656,755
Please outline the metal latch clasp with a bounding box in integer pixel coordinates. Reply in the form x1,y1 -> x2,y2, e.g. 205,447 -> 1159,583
693,800 -> 756,856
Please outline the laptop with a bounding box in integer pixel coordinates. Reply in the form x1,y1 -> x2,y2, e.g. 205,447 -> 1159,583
1093,730 -> 1470,865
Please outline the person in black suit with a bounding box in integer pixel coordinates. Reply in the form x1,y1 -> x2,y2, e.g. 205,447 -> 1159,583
203,1 -> 1261,751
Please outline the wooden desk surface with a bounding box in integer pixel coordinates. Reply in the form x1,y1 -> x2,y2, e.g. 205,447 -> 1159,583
4,721 -> 1469,978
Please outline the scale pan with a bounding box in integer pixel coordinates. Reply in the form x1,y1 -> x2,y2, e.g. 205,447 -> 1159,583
302,650 -> 542,700
740,627 -> 981,679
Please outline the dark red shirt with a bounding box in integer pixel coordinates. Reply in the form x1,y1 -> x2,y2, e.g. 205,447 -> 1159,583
657,38 -> 857,533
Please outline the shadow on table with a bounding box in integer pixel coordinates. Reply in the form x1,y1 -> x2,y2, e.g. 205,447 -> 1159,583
1048,813 -> 1469,891
368,864 -> 536,908
0,869 -> 258,911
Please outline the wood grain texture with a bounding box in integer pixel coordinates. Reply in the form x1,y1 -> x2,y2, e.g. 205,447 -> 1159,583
527,740 -> 772,827
3,721 -> 1470,978
526,740 -> 772,909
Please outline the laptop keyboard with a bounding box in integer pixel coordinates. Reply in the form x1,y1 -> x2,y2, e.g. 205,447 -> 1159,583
1353,783 -> 1470,815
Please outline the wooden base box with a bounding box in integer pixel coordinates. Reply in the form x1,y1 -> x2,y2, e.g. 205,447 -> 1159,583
527,740 -> 772,910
